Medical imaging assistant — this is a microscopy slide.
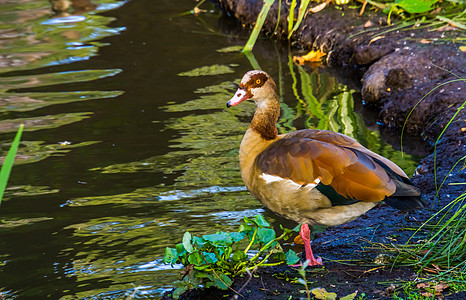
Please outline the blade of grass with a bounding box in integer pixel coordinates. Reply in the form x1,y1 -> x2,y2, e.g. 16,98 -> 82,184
433,99 -> 465,193
243,0 -> 275,53
0,124 -> 24,205
244,50 -> 261,70
288,0 -> 311,39
287,0 -> 297,38
400,78 -> 465,156
273,0 -> 282,34
273,42 -> 296,132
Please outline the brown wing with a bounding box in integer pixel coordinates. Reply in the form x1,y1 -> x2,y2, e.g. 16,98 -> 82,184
256,130 -> 400,202
286,130 -> 408,178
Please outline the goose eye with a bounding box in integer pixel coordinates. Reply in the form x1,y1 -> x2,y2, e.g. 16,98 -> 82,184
255,79 -> 261,85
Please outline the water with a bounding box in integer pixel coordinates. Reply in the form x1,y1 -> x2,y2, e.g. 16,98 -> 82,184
0,1 -> 422,299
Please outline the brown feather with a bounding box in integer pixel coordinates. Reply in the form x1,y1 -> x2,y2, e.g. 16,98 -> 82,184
288,130 -> 408,178
250,101 -> 279,140
256,130 -> 401,202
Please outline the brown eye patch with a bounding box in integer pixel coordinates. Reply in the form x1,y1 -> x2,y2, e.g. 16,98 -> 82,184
247,72 -> 268,88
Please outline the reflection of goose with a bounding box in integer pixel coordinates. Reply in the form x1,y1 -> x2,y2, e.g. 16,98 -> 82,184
50,0 -> 97,17
227,70 -> 425,266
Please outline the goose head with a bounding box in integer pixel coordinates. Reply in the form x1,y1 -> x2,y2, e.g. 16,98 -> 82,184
226,70 -> 278,109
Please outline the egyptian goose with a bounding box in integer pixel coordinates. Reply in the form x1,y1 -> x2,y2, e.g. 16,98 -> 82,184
227,70 -> 425,266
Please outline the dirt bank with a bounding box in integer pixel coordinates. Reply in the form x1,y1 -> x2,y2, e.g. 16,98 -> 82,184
163,1 -> 465,299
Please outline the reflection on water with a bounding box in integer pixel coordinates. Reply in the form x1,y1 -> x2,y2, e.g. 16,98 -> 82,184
0,90 -> 123,112
0,0 -> 125,198
0,0 -> 423,299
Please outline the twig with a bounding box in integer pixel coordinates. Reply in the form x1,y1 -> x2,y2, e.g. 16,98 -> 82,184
359,1 -> 368,16
261,275 -> 267,291
231,268 -> 256,299
357,266 -> 386,278
355,0 -> 388,10
436,15 -> 466,30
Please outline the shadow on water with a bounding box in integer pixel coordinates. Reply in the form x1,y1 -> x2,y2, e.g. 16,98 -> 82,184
0,0 -> 427,298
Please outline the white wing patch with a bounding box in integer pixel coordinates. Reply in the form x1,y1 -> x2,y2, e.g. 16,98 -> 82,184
260,173 -> 321,189
260,173 -> 286,184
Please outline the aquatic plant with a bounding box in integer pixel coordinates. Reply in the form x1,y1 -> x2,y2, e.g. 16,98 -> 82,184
0,124 -> 23,206
163,215 -> 300,299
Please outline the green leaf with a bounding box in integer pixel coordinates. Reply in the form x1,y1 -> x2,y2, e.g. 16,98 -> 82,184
201,252 -> 217,264
192,236 -> 206,247
172,285 -> 188,299
195,271 -> 211,278
243,216 -> 253,224
285,249 -> 300,265
394,0 -> 439,14
228,232 -> 245,243
209,273 -> 233,290
239,221 -> 252,232
254,215 -> 270,228
186,270 -> 202,285
216,247 -> 226,257
257,228 -> 276,244
188,252 -> 203,266
202,233 -> 233,247
270,242 -> 283,254
274,252 -> 286,261
0,124 -> 23,205
280,224 -> 300,239
292,224 -> 301,232
340,292 -> 358,300
232,250 -> 247,262
224,246 -> 233,259
163,247 -> 178,265
312,287 -> 337,300
176,243 -> 187,256
183,232 -> 194,253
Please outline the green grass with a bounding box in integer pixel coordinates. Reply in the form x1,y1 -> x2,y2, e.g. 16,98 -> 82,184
0,124 -> 24,206
393,192 -> 466,267
380,191 -> 466,297
243,0 -> 275,52
387,75 -> 466,298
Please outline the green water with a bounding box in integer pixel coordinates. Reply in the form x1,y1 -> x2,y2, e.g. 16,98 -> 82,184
0,0 -> 422,298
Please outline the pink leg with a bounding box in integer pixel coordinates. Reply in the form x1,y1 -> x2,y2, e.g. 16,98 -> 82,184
300,224 -> 322,267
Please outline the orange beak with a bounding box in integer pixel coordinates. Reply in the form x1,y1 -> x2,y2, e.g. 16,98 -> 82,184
226,88 -> 250,108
